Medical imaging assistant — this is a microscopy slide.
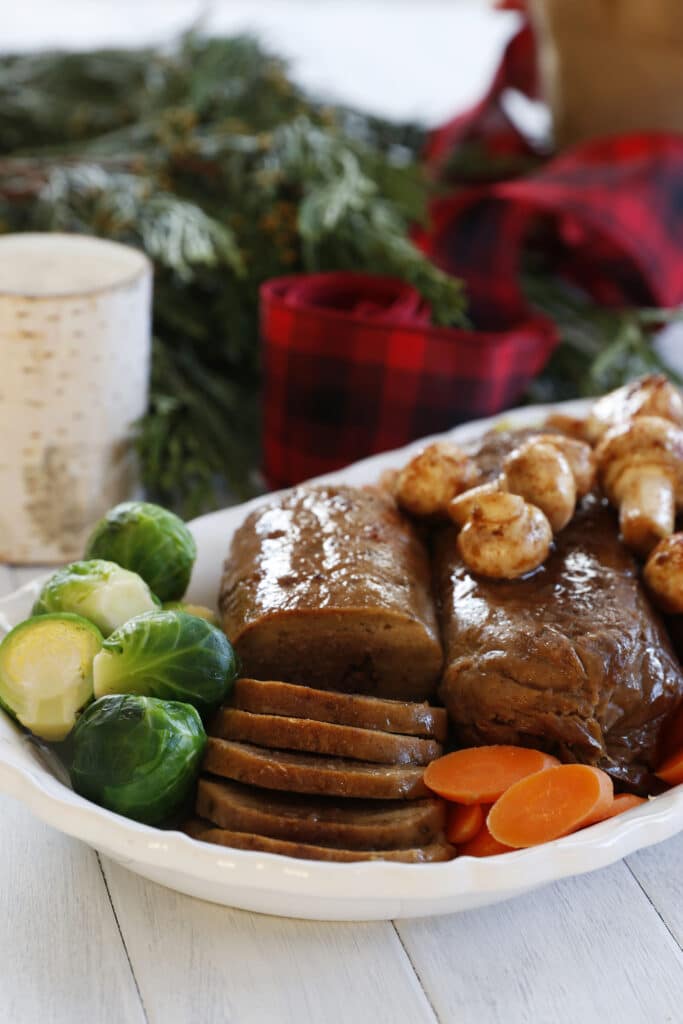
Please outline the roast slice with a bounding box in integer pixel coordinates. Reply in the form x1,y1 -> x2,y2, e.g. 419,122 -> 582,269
203,739 -> 430,799
196,778 -> 446,849
219,485 -> 442,700
194,782 -> 446,847
233,678 -> 448,741
184,818 -> 455,862
211,708 -> 442,765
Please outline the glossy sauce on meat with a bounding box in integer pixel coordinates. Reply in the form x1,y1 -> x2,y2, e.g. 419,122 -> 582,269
436,494 -> 683,792
220,485 -> 442,698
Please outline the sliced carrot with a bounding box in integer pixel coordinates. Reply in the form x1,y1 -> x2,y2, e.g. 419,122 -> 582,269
423,745 -> 560,805
596,793 -> 647,820
487,765 -> 614,848
656,747 -> 683,786
445,803 -> 485,845
458,822 -> 514,857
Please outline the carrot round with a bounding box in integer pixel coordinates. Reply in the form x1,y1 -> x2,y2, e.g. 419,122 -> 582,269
487,765 -> 614,848
458,822 -> 514,857
596,793 -> 646,820
656,747 -> 683,786
423,745 -> 560,805
445,803 -> 485,845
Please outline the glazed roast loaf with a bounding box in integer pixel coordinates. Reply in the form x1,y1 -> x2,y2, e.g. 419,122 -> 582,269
220,485 -> 442,699
436,494 -> 683,793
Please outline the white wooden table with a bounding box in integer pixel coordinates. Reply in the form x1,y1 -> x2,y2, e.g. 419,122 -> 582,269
2,562 -> 683,1024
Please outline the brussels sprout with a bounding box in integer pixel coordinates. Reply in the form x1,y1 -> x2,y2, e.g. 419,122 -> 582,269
162,601 -> 220,627
0,614 -> 102,741
85,501 -> 196,602
93,610 -> 237,718
70,694 -> 206,824
32,560 -> 157,637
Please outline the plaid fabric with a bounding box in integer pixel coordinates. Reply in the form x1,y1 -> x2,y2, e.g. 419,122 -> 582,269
261,274 -> 556,488
423,13 -> 683,312
423,134 -> 683,317
261,6 -> 683,489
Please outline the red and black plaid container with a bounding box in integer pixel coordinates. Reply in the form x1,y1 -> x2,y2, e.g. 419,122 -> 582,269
261,272 -> 557,489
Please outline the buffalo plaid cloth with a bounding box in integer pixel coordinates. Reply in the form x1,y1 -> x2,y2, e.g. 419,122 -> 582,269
261,7 -> 683,489
422,133 -> 683,325
261,273 -> 556,488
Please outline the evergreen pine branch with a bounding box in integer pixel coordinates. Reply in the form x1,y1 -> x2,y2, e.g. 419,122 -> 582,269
0,36 -> 462,511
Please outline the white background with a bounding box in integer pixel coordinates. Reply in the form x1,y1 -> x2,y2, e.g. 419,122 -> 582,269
4,0 -> 517,124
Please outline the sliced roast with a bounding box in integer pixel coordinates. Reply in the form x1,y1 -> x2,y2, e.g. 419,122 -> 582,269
203,739 -> 430,799
211,708 -> 442,765
185,818 -> 455,862
219,485 -> 442,700
232,678 -> 448,741
196,778 -> 446,849
436,493 -> 683,793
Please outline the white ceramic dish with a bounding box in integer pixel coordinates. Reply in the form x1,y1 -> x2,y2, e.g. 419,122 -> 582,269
0,398 -> 681,922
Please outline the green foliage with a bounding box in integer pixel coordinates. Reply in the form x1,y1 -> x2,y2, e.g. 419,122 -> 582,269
0,33 -> 674,511
69,693 -> 206,825
0,34 -> 466,514
524,276 -> 683,403
92,610 -> 237,720
85,501 -> 197,603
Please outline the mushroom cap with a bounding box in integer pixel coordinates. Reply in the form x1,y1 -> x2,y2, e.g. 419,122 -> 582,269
586,374 -> 683,444
596,415 -> 683,504
543,412 -> 589,442
448,480 -> 502,527
533,434 -> 596,497
503,439 -> 576,533
456,491 -> 553,579
643,534 -> 683,614
396,441 -> 478,518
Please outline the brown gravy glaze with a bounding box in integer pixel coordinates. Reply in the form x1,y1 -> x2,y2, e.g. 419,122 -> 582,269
436,493 -> 683,793
220,485 -> 443,699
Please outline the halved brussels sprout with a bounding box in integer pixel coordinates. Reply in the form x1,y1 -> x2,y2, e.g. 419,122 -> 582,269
162,601 -> 219,627
69,694 -> 206,824
32,560 -> 157,637
93,610 -> 237,719
0,614 -> 102,741
85,501 -> 197,602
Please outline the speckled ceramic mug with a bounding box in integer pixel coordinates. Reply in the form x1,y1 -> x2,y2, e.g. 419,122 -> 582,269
0,233 -> 152,563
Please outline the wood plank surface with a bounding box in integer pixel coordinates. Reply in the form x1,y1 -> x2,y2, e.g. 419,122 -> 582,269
0,566 -> 146,1024
100,856 -> 437,1024
627,833 -> 683,947
396,861 -> 683,1024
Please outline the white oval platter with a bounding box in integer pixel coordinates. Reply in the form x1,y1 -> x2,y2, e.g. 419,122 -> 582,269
0,398 -> 681,922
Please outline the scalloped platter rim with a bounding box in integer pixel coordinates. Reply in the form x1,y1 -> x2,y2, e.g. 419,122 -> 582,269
0,397 -> 681,921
